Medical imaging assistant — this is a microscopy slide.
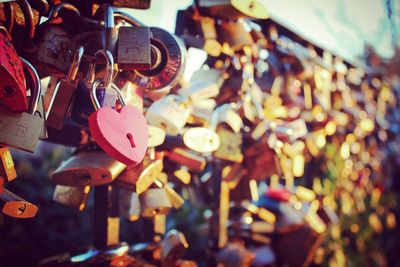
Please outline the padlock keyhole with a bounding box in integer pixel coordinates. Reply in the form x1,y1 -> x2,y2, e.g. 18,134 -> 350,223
17,204 -> 26,215
127,133 -> 136,148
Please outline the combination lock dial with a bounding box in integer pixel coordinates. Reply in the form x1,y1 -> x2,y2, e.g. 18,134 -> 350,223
126,27 -> 186,92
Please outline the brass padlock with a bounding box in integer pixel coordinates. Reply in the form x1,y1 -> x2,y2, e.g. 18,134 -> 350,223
165,148 -> 206,172
140,188 -> 172,218
218,20 -> 254,51
46,47 -> 84,130
0,146 -> 17,182
213,127 -> 243,163
0,188 -> 38,218
52,151 -> 126,186
155,178 -> 185,209
53,184 -> 91,211
114,154 -> 163,194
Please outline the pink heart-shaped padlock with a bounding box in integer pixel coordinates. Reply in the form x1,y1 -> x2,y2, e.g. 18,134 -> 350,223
89,105 -> 148,166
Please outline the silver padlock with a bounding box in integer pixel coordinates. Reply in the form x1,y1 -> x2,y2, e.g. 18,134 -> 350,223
0,58 -> 44,152
139,188 -> 172,217
52,184 -> 91,211
146,95 -> 192,136
118,188 -> 141,221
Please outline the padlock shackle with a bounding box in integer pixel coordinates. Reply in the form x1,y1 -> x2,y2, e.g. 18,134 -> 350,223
20,57 -> 41,115
104,5 -> 115,28
94,49 -> 114,88
99,4 -> 144,27
113,11 -> 145,27
48,3 -> 80,18
66,47 -> 84,83
0,26 -> 12,41
90,81 -> 126,111
17,0 -> 35,40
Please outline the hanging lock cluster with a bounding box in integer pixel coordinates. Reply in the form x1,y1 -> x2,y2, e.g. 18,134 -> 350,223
0,0 -> 397,266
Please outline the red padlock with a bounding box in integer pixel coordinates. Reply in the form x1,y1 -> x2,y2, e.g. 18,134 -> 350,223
88,50 -> 148,166
0,27 -> 28,112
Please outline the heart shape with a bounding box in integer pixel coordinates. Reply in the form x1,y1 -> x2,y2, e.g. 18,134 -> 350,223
89,105 -> 148,166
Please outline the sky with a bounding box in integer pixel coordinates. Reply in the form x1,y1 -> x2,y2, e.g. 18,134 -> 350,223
127,0 -> 399,64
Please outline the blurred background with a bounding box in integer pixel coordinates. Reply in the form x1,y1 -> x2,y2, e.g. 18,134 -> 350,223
1,0 -> 400,266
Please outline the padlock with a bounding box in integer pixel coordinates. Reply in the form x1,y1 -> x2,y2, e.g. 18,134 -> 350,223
213,127 -> 243,163
179,68 -> 223,100
0,145 -> 17,182
165,148 -> 206,172
34,4 -> 81,75
0,57 -> 44,152
46,47 -> 84,129
52,184 -> 91,211
154,178 -> 185,209
178,80 -> 220,103
46,119 -> 89,147
218,20 -> 254,51
117,26 -> 151,70
196,0 -> 268,19
114,155 -> 163,194
118,188 -> 140,221
70,79 -> 109,127
70,55 -> 115,128
273,118 -> 308,142
160,230 -> 188,267
0,27 -> 28,112
140,188 -> 172,217
173,167 -> 191,185
182,127 -> 220,153
216,104 -> 243,133
43,76 -> 60,112
114,73 -> 144,111
125,27 -> 187,93
148,125 -> 166,147
88,50 -> 149,166
191,99 -> 216,121
146,95 -> 192,136
52,151 -> 126,186
0,188 -> 38,218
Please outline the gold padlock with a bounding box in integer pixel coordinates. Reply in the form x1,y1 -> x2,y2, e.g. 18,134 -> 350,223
52,151 -> 126,186
114,154 -> 164,195
213,127 -> 243,163
140,188 -> 172,218
0,146 -> 17,182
